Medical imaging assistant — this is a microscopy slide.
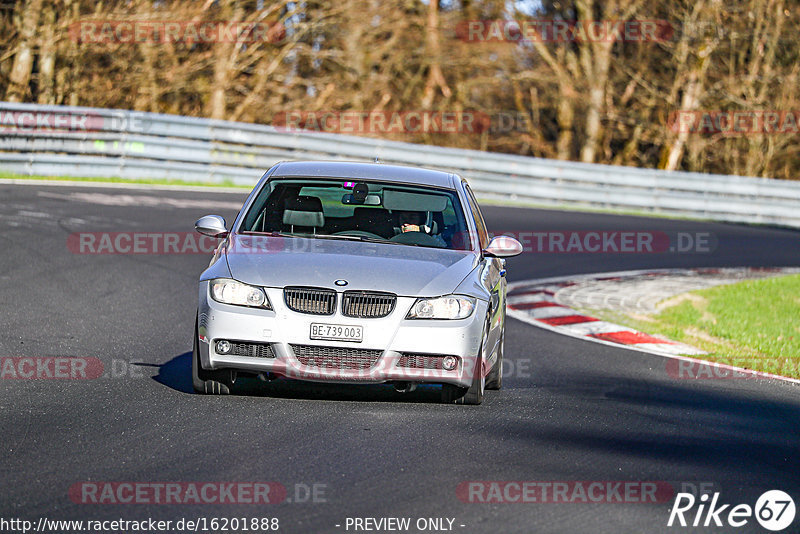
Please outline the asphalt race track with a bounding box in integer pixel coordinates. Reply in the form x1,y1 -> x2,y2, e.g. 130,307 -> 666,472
1,183 -> 800,534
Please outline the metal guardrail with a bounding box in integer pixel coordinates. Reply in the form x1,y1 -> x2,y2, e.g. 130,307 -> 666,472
2,101 -> 800,228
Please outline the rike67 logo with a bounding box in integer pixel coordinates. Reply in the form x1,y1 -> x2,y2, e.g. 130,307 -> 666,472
668,490 -> 796,531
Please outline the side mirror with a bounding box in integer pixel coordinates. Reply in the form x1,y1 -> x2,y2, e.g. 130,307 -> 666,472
195,215 -> 228,238
483,235 -> 523,258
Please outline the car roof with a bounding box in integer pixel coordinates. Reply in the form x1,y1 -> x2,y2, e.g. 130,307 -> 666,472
270,161 -> 458,189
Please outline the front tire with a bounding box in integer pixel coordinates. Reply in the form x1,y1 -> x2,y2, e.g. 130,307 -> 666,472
456,351 -> 485,405
485,326 -> 504,391
192,318 -> 232,395
440,383 -> 467,403
443,317 -> 488,405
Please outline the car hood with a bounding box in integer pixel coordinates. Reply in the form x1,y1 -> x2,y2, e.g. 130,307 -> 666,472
225,234 -> 477,296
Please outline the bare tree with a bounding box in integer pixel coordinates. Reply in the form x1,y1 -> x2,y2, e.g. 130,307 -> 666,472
421,0 -> 451,108
5,0 -> 44,102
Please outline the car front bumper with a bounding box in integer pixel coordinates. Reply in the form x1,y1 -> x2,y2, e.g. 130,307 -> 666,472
197,281 -> 487,388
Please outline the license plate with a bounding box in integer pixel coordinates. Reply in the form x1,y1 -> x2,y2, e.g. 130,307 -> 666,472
310,323 -> 363,342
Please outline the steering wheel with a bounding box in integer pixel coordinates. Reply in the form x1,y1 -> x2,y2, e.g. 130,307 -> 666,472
389,231 -> 445,247
333,230 -> 385,240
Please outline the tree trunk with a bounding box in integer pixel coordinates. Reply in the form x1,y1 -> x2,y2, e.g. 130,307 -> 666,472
579,44 -> 613,163
5,0 -> 45,102
660,44 -> 713,171
36,0 -> 57,104
207,0 -> 243,119
555,84 -> 575,160
576,0 -> 627,163
421,0 -> 451,109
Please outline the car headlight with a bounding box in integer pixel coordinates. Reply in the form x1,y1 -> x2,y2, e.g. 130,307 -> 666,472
209,278 -> 272,309
406,295 -> 476,320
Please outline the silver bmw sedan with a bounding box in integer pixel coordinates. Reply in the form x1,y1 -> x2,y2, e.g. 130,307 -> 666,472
192,161 -> 522,404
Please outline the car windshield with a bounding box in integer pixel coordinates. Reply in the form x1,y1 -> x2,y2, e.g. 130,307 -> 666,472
239,178 -> 471,250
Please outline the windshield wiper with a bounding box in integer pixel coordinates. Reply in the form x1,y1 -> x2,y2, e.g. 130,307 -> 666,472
312,234 -> 421,247
251,231 -> 347,240
269,232 -> 427,247
240,230 -> 300,238
354,236 -> 422,247
306,233 -> 362,241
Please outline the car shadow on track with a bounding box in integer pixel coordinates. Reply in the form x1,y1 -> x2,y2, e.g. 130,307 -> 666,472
152,351 -> 448,403
150,352 -> 195,393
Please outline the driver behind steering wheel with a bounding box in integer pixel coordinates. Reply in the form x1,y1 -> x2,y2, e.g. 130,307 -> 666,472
398,211 -> 446,247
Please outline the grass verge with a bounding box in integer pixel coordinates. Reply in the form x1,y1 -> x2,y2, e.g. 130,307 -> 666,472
584,274 -> 800,379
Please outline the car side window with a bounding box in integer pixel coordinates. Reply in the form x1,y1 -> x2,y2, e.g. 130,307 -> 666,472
464,184 -> 489,250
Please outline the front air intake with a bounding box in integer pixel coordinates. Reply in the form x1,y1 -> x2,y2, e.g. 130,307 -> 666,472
342,291 -> 396,318
291,345 -> 382,370
284,287 -> 337,315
